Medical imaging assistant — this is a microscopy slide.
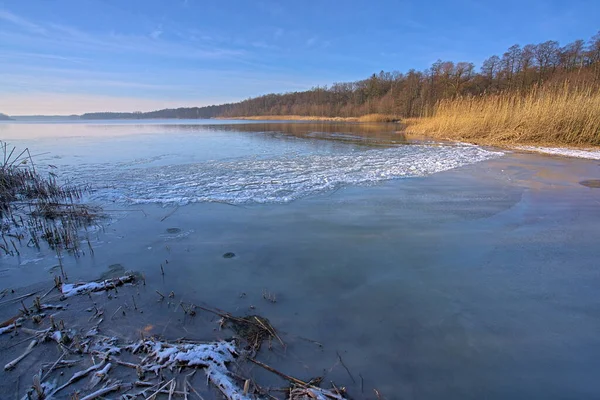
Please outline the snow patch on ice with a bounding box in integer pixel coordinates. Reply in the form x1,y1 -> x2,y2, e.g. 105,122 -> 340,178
141,340 -> 253,400
517,146 -> 600,160
78,144 -> 504,206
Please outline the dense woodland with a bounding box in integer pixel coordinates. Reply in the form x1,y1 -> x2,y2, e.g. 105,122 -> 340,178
81,32 -> 600,120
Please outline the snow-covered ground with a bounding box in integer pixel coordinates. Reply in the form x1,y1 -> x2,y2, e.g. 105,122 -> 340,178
517,146 -> 600,160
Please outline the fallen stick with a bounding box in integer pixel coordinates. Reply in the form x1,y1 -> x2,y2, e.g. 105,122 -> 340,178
168,379 -> 176,400
253,316 -> 285,348
80,382 -> 133,400
186,381 -> 206,400
4,339 -> 38,370
110,305 -> 123,320
359,373 -> 364,393
248,358 -> 347,400
19,327 -> 51,336
0,322 -> 22,335
184,370 -> 196,400
133,380 -> 162,397
41,359 -> 81,368
40,286 -> 56,301
144,378 -> 175,400
113,358 -> 138,368
137,388 -> 187,396
41,353 -> 65,381
336,351 -> 355,383
0,291 -> 40,307
160,205 -> 179,222
48,361 -> 105,397
247,358 -> 307,387
0,315 -> 20,328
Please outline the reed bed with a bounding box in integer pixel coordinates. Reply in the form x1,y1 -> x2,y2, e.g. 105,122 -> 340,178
406,83 -> 600,146
1,141 -> 100,256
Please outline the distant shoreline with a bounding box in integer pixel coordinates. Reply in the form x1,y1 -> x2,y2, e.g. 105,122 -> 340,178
220,114 -> 401,123
219,115 -> 360,122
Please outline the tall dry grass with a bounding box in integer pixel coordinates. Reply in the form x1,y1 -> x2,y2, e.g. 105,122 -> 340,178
406,83 -> 600,146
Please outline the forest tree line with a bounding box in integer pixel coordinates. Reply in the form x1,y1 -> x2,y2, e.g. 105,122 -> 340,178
81,31 -> 600,120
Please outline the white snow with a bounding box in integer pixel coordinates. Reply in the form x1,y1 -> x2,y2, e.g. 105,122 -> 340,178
0,325 -> 16,335
51,331 -> 63,343
134,339 -> 348,400
78,144 -> 504,205
61,282 -> 105,297
60,275 -> 134,297
139,340 -> 254,400
517,146 -> 600,160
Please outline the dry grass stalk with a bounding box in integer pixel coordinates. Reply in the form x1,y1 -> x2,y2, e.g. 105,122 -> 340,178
406,82 -> 600,146
262,289 -> 277,303
4,339 -> 38,371
1,141 -> 102,256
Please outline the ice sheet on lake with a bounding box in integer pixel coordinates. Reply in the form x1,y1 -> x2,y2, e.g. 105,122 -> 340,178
80,144 -> 504,205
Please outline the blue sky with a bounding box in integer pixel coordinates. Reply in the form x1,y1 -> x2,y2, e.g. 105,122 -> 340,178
0,0 -> 598,115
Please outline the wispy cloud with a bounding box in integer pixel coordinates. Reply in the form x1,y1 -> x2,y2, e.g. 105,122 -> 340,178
0,51 -> 88,64
0,11 -> 246,61
306,36 -> 318,47
0,72 -> 189,93
251,41 -> 279,50
0,9 -> 46,34
150,24 -> 163,39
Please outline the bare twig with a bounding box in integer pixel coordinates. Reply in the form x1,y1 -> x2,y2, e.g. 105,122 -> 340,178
4,339 -> 38,371
248,358 -> 308,386
145,378 -> 175,400
336,351 -> 355,383
80,382 -> 133,400
160,206 -> 179,222
0,291 -> 41,307
186,381 -> 205,400
48,361 -> 105,396
41,353 -> 65,381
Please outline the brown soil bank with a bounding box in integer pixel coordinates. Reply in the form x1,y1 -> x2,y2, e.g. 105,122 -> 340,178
405,83 -> 600,147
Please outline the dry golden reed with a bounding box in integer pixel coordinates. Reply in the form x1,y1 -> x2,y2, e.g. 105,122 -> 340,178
406,82 -> 600,146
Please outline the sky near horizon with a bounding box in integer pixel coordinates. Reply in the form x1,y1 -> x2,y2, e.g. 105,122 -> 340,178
0,0 -> 598,115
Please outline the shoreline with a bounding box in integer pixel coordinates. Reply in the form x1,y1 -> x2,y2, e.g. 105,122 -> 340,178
218,115 -> 360,122
402,132 -> 600,160
218,114 -> 402,123
218,116 -> 600,160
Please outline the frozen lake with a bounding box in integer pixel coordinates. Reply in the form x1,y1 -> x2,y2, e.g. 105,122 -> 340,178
1,120 -> 600,399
